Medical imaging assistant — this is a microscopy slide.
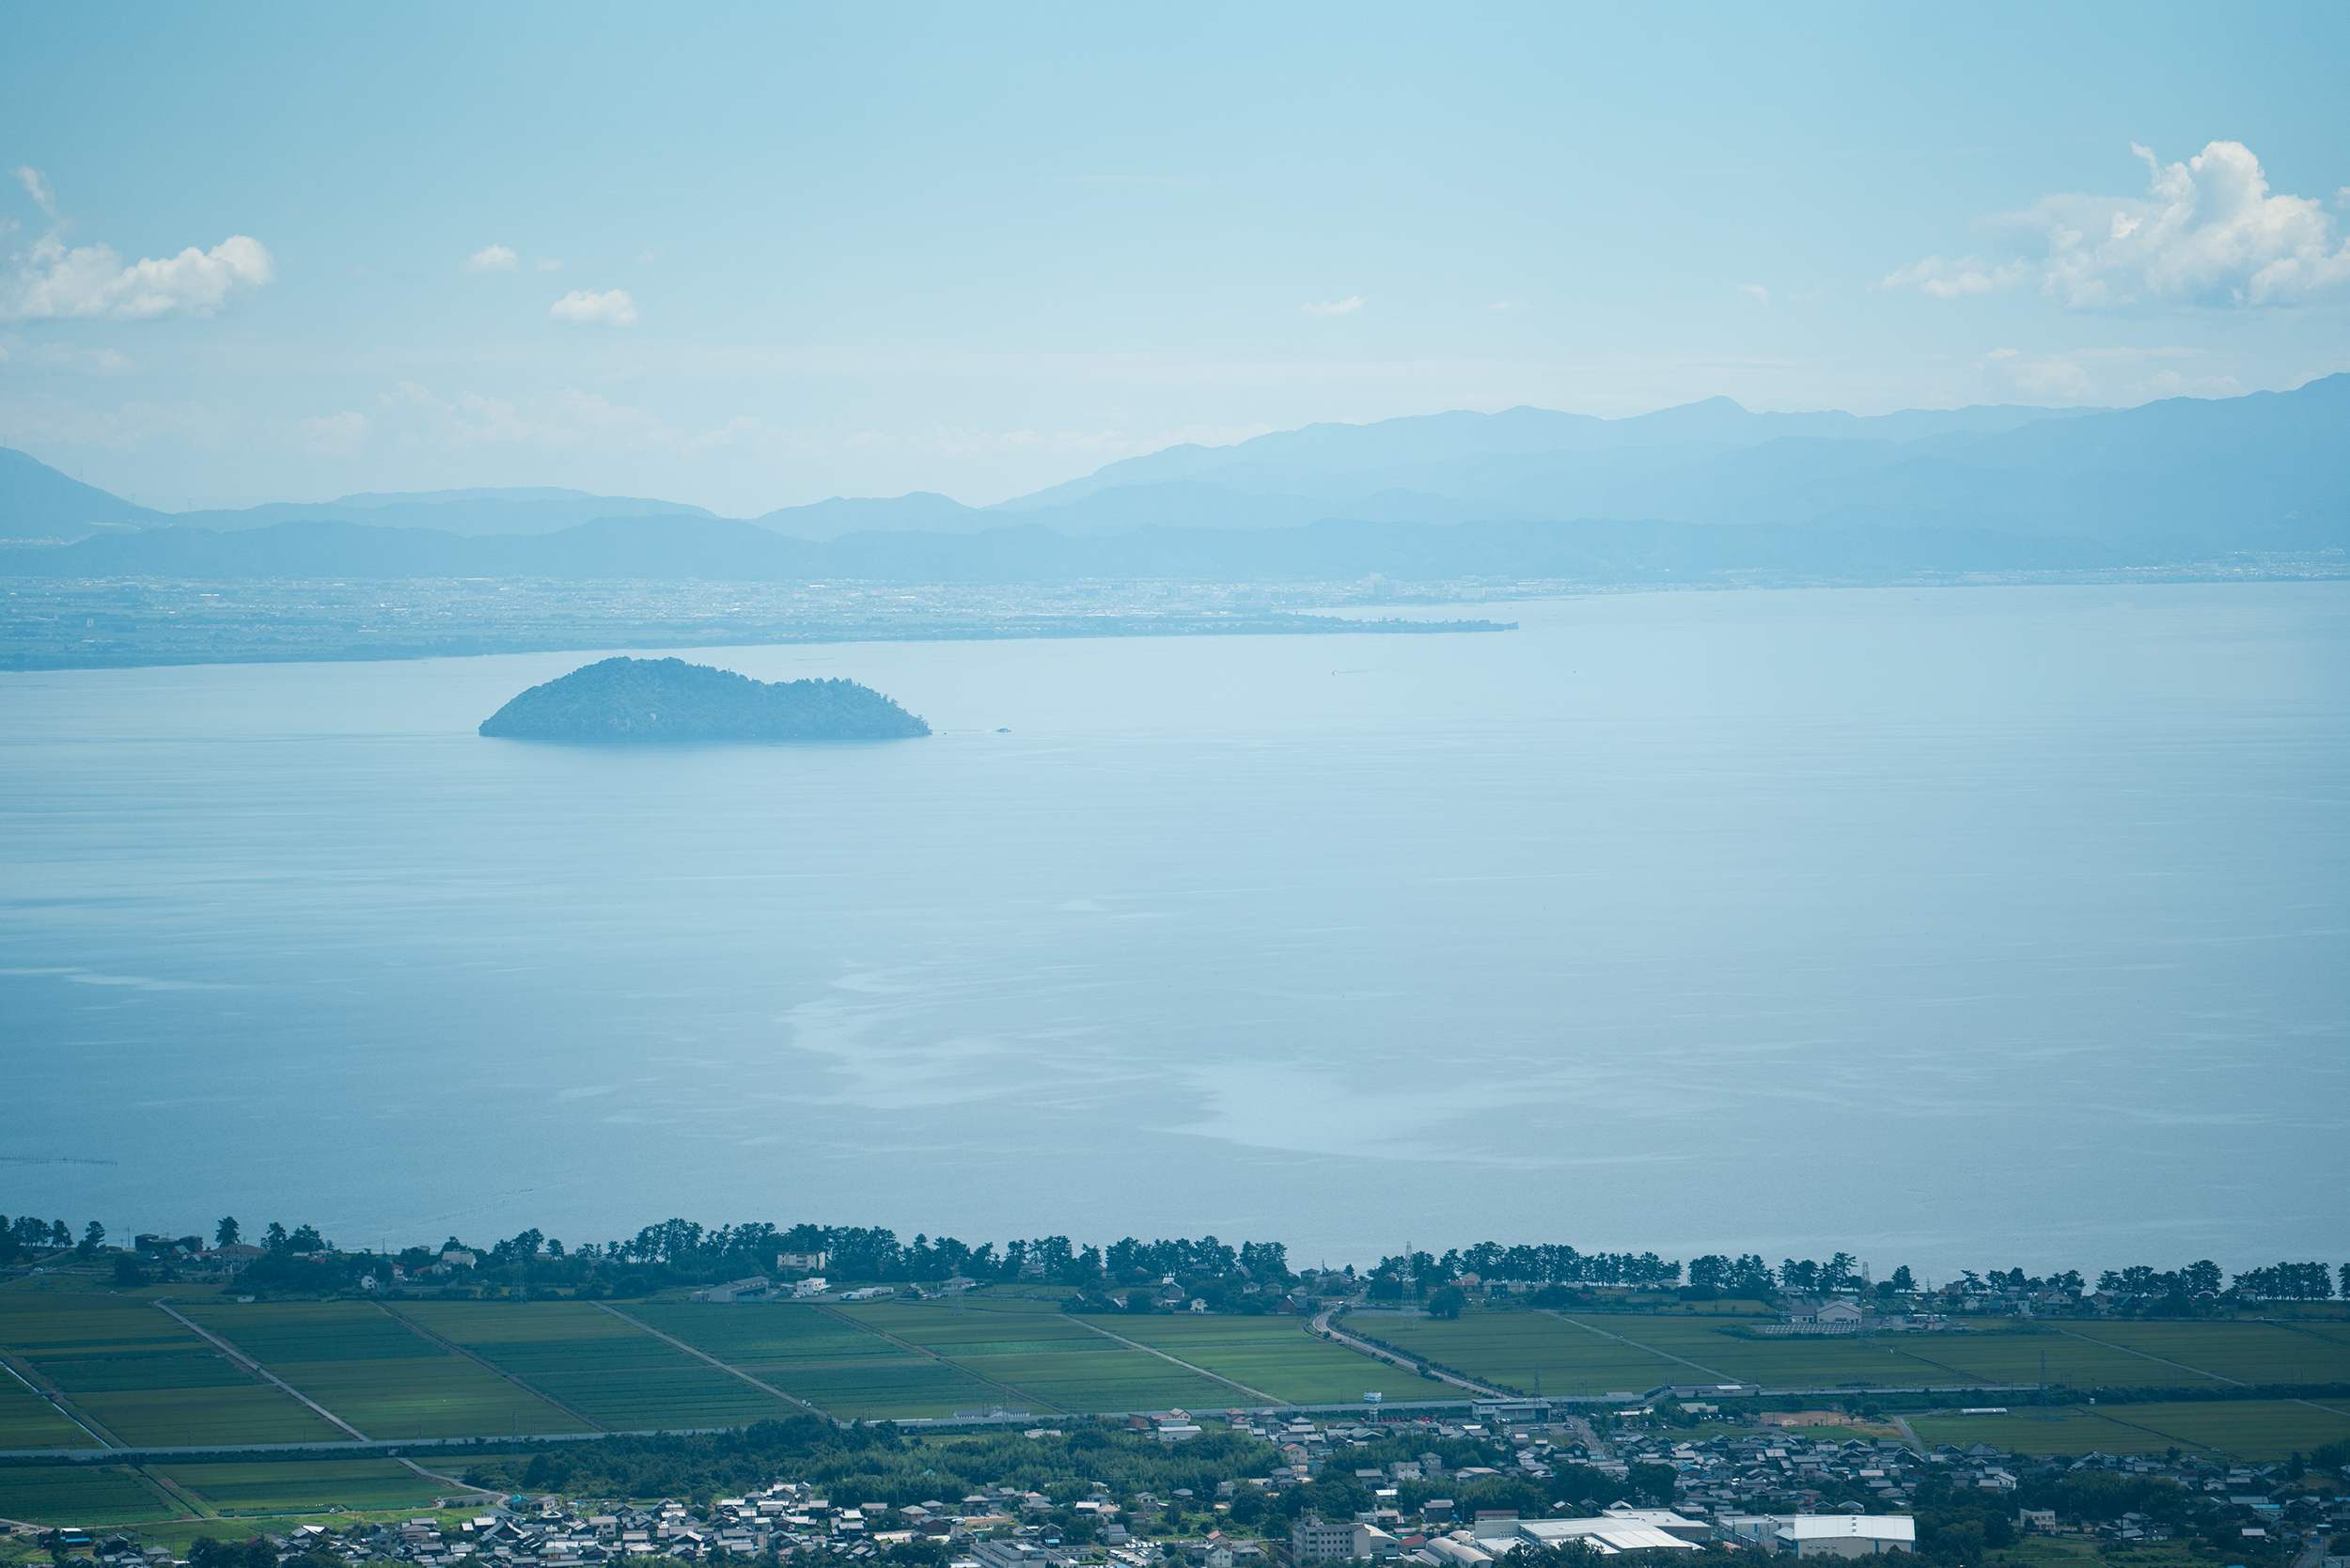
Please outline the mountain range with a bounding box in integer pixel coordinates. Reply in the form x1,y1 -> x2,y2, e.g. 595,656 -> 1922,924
4,377 -> 2344,582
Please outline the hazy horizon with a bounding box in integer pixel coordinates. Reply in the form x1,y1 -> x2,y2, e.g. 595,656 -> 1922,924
7,5 -> 2349,514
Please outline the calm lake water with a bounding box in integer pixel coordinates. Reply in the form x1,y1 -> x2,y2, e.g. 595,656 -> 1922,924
5,583 -> 2345,1279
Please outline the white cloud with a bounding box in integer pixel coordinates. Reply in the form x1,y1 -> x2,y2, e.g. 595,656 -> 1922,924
1487,300 -> 1520,311
1888,141 -> 2350,307
1972,342 -> 2245,404
1879,255 -> 2029,298
1302,295 -> 1365,318
2,232 -> 274,321
26,341 -> 138,375
534,257 -> 563,272
548,288 -> 637,325
1734,283 -> 1769,306
463,244 -> 520,272
12,165 -> 57,219
298,411 -> 369,454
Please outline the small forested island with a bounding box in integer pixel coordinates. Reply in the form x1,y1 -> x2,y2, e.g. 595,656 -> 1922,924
478,656 -> 930,743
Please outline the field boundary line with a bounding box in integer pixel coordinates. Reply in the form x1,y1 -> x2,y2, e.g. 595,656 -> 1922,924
0,1348 -> 122,1448
1058,1317 -> 1287,1404
137,1465 -> 217,1518
592,1304 -> 833,1419
1312,1309 -> 1512,1400
812,1305 -> 1069,1414
394,1454 -> 500,1497
1548,1312 -> 1743,1382
2253,1322 -> 2350,1418
373,1302 -> 607,1434
124,1465 -> 201,1519
2054,1329 -> 2245,1387
151,1299 -> 370,1442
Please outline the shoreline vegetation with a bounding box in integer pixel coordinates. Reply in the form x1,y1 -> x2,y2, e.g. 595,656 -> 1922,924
0,586 -> 1515,673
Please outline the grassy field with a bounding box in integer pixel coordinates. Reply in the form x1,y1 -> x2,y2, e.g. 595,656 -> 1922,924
622,1303 -> 1008,1420
0,1465 -> 181,1526
149,1458 -> 451,1515
1572,1317 -> 2246,1392
179,1300 -> 587,1441
1909,1398 -> 2350,1459
0,1297 -> 340,1448
1354,1312 -> 1692,1396
838,1300 -> 1246,1414
1082,1314 -> 1398,1404
1888,1333 -> 2225,1391
395,1302 -> 806,1431
0,1369 -> 93,1450
2071,1325 -> 2350,1387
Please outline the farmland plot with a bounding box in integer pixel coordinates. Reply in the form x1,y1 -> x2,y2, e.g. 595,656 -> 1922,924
622,1303 -> 1003,1420
838,1302 -> 1241,1413
0,1464 -> 179,1526
1360,1313 -> 1688,1396
0,1297 -> 337,1448
1087,1315 -> 1396,1405
150,1457 -> 450,1514
180,1301 -> 585,1439
398,1302 -> 802,1431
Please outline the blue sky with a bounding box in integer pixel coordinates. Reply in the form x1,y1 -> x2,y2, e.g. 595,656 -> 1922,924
3,1 -> 2347,513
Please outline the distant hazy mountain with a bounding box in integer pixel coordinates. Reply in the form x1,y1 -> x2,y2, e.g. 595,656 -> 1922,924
733,378 -> 2347,552
172,487 -> 716,537
991,399 -> 2107,512
4,378 -> 2342,564
0,447 -> 164,540
751,491 -> 986,540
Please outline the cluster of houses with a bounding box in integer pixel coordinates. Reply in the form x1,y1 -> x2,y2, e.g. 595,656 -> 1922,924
37,1404 -> 2350,1568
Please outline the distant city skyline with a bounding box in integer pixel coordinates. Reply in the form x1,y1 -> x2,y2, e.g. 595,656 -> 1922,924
3,2 -> 2347,513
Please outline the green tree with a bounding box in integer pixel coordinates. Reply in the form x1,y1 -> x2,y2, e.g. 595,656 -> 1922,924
1428,1284 -> 1467,1320
215,1216 -> 241,1247
111,1254 -> 145,1286
263,1221 -> 290,1255
77,1221 -> 104,1258
1627,1463 -> 1681,1507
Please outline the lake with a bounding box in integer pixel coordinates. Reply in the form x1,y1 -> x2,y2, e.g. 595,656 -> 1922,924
4,582 -> 2345,1280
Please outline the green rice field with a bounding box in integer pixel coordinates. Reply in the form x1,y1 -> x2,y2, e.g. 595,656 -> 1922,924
149,1458 -> 450,1514
838,1300 -> 1245,1414
395,1302 -> 805,1431
0,1368 -> 92,1450
1083,1314 -> 1397,1404
0,1297 -> 339,1448
0,1465 -> 180,1526
2070,1324 -> 2350,1387
1909,1397 -> 2350,1460
180,1300 -> 586,1441
1354,1312 -> 1691,1396
1568,1316 -> 2238,1391
622,1303 -> 1005,1420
